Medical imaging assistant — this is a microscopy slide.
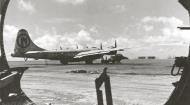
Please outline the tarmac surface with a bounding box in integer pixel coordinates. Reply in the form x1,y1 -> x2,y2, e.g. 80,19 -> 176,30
9,59 -> 179,105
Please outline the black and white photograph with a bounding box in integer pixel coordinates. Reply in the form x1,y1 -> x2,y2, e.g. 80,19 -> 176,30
0,0 -> 190,105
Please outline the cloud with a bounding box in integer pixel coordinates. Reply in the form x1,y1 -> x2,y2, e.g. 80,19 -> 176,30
3,25 -> 20,60
114,5 -> 127,13
34,29 -> 97,50
55,0 -> 86,5
140,16 -> 189,45
34,28 -> 132,51
33,15 -> 190,59
77,24 -> 86,29
119,16 -> 190,58
89,26 -> 98,33
17,0 -> 35,13
143,25 -> 154,32
4,25 -> 19,50
44,18 -> 75,24
139,16 -> 190,57
141,16 -> 183,27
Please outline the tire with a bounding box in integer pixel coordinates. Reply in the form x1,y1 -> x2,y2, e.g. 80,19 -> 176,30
60,60 -> 68,65
111,60 -> 115,64
85,60 -> 93,64
101,60 -> 104,64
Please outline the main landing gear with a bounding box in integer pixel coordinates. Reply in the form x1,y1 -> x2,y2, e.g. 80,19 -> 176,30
85,60 -> 93,64
60,60 -> 68,65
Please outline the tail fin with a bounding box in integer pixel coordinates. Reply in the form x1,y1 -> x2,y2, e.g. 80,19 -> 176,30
12,29 -> 44,56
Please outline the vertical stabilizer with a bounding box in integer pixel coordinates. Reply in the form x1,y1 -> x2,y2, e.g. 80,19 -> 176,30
12,29 -> 45,56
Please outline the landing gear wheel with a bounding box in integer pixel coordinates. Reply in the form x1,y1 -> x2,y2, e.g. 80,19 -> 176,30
111,60 -> 115,64
60,60 -> 68,65
85,60 -> 93,64
101,59 -> 104,64
24,57 -> 28,61
101,60 -> 109,64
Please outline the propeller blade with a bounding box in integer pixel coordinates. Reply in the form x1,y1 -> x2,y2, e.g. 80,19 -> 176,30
100,43 -> 103,50
76,44 -> 78,49
115,40 -> 117,48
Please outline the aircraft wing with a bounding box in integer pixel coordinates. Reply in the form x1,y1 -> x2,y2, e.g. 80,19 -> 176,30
74,47 -> 127,59
25,51 -> 46,54
106,47 -> 125,51
25,50 -> 61,55
25,50 -> 67,54
74,50 -> 110,58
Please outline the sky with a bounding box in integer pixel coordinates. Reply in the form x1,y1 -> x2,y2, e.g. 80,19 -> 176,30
2,0 -> 190,60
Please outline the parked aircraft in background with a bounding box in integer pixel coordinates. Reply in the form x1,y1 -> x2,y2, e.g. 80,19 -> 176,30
11,29 -> 126,64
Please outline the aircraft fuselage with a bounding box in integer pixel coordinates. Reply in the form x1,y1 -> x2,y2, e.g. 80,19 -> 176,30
12,49 -> 103,63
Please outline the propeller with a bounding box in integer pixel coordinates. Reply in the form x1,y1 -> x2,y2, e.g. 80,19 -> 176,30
114,40 -> 117,48
100,43 -> 103,50
60,46 -> 62,50
108,40 -> 117,49
76,44 -> 78,49
113,40 -> 118,56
